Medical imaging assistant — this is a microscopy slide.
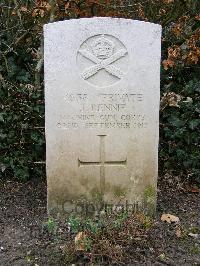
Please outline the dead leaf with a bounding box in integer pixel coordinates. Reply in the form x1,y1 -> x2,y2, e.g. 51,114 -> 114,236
75,232 -> 86,251
161,214 -> 180,224
188,233 -> 198,238
185,185 -> 200,193
195,14 -> 200,21
172,23 -> 182,36
175,227 -> 181,237
20,6 -> 28,12
183,97 -> 193,103
162,59 -> 175,70
160,92 -> 183,111
163,0 -> 174,3
187,50 -> 199,64
168,46 -> 181,58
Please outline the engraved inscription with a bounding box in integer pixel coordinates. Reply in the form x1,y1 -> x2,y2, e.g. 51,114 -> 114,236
78,135 -> 127,195
77,35 -> 129,87
57,92 -> 147,130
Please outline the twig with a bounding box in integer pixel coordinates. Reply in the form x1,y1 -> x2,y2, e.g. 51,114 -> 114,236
2,54 -> 9,73
15,30 -> 29,46
13,0 -> 22,21
49,0 -> 56,22
34,0 -> 56,88
3,30 -> 30,55
34,37 -> 44,88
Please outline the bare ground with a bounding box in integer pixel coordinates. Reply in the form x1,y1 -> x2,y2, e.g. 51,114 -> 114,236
0,176 -> 199,265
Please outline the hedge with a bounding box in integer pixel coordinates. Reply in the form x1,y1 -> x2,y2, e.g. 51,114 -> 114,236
0,0 -> 199,182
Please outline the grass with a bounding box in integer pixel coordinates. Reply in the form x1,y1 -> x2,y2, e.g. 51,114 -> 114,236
63,211 -> 154,264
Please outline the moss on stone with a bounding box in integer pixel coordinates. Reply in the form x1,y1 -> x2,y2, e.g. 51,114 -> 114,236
143,185 -> 156,203
113,186 -> 126,198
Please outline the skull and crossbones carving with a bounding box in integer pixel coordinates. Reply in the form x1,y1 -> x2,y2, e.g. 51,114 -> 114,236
78,35 -> 127,80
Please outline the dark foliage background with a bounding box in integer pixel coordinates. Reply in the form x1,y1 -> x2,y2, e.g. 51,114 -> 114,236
0,0 -> 199,182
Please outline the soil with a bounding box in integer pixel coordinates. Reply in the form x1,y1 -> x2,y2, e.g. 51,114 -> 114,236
0,176 -> 199,265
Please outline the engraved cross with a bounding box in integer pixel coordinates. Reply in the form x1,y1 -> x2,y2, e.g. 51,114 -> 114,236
78,135 -> 127,195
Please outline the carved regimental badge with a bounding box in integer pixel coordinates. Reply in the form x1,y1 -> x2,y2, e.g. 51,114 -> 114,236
77,34 -> 129,87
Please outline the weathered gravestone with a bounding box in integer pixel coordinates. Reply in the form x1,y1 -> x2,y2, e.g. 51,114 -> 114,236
44,17 -> 161,215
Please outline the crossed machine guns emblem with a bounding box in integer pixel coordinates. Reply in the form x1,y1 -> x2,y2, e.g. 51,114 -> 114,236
78,35 -> 128,80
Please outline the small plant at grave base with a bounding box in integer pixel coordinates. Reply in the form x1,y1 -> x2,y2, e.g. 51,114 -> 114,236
75,231 -> 93,252
138,213 -> 153,230
84,218 -> 99,234
113,211 -> 129,229
83,236 -> 93,252
44,218 -> 57,235
64,212 -> 154,264
68,216 -> 82,234
68,216 -> 99,234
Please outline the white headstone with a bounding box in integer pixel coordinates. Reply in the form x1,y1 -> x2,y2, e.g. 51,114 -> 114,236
44,17 -> 161,215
